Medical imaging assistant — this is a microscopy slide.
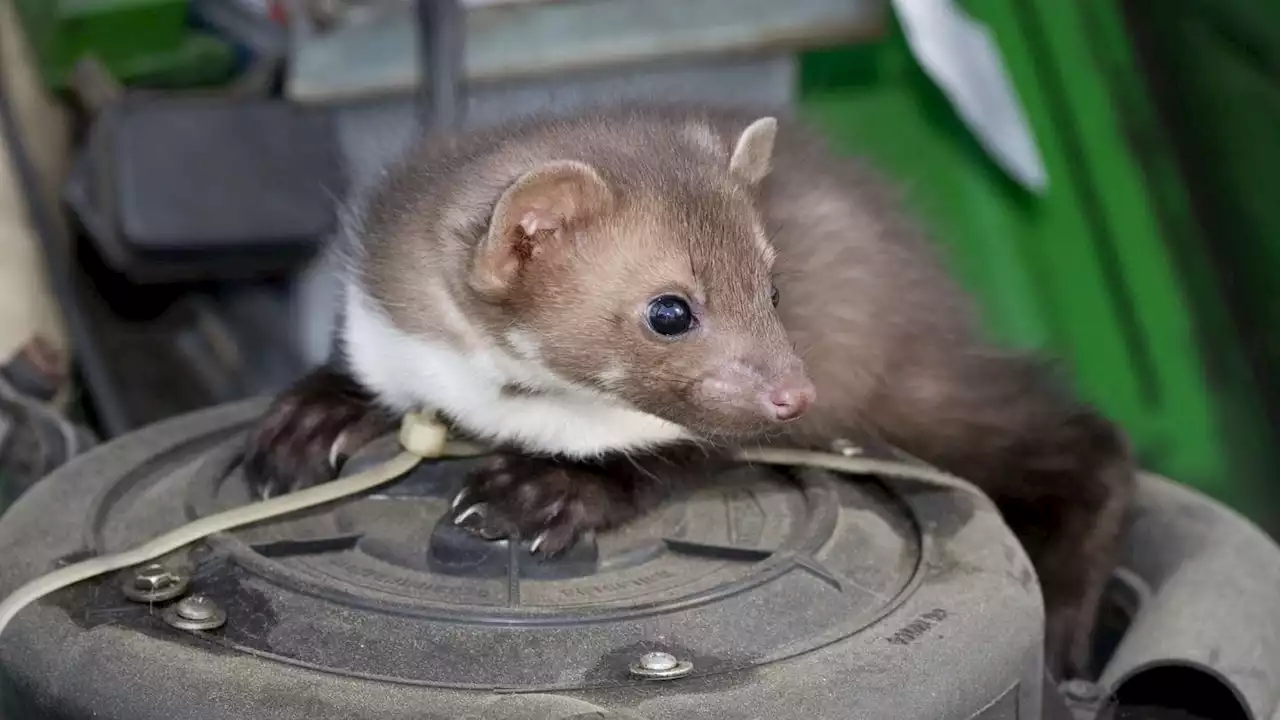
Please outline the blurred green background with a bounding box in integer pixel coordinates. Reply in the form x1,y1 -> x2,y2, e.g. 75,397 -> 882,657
799,0 -> 1280,532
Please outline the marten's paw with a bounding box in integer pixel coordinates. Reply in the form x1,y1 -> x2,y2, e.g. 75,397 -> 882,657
450,455 -> 612,556
243,366 -> 391,499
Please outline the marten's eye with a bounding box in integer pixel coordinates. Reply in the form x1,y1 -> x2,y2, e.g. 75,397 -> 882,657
770,285 -> 780,308
646,295 -> 695,337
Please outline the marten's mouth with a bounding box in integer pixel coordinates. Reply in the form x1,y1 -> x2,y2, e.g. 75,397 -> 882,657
677,414 -> 792,444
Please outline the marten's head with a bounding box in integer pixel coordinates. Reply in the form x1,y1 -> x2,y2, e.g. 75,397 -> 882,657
348,112 -> 815,455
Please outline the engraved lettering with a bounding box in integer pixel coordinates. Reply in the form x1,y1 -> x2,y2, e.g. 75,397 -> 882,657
885,608 -> 950,646
558,569 -> 679,599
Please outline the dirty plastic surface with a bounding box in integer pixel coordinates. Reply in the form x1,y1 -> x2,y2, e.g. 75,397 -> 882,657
0,399 -> 1043,719
1,399 -> 1277,718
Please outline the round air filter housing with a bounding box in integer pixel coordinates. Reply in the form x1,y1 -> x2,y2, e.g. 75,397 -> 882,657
0,400 -> 1047,719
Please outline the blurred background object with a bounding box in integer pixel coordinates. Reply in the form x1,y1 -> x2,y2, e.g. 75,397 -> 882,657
0,0 -> 96,509
0,0 -> 1277,538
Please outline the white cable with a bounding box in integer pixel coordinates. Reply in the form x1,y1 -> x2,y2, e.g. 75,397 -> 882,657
0,412 -> 982,638
0,412 -> 483,636
731,446 -> 985,497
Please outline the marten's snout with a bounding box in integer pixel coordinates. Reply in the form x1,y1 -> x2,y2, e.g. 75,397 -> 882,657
767,379 -> 816,422
695,357 -> 816,432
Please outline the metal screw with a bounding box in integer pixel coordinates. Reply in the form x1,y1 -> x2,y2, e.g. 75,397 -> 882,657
122,563 -> 190,603
629,651 -> 693,680
1060,679 -> 1103,704
176,597 -> 216,621
136,565 -> 171,588
641,652 -> 677,671
163,595 -> 227,632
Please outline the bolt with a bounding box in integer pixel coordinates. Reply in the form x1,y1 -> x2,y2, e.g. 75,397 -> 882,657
163,595 -> 226,631
122,563 -> 190,603
640,652 -> 677,671
629,651 -> 693,680
135,564 -> 176,590
175,596 -> 217,621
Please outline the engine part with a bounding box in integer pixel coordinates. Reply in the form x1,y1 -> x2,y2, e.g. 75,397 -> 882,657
64,96 -> 345,284
0,399 -> 1277,719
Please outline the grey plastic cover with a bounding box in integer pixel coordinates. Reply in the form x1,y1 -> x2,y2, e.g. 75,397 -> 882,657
0,399 -> 1045,720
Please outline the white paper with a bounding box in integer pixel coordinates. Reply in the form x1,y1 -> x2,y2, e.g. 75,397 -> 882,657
891,0 -> 1048,192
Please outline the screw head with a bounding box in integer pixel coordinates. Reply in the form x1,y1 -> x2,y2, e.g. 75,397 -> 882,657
629,651 -> 693,680
640,652 -> 677,671
135,564 -> 172,588
163,595 -> 226,631
176,596 -> 217,621
122,563 -> 189,603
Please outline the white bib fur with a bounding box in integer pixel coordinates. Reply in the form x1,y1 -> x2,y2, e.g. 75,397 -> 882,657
342,281 -> 689,457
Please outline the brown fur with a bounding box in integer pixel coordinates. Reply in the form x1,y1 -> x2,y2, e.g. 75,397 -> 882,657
246,105 -> 1135,680
352,108 -> 808,438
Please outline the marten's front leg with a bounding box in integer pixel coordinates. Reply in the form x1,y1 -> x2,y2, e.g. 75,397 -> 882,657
451,446 -> 722,555
243,363 -> 396,498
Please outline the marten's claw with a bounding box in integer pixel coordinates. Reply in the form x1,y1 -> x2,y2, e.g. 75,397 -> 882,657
450,454 -> 601,555
450,486 -> 471,511
452,503 -> 485,525
242,365 -> 394,500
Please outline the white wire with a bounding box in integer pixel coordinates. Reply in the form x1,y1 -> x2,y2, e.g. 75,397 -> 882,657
0,413 -> 984,638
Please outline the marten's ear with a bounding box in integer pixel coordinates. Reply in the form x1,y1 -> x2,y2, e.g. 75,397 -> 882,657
470,160 -> 614,299
729,116 -> 778,186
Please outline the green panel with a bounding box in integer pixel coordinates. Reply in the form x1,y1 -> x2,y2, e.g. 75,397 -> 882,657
990,0 -> 1220,479
798,1 -> 1276,525
1124,0 -> 1280,472
801,43 -> 1054,353
12,0 -> 234,90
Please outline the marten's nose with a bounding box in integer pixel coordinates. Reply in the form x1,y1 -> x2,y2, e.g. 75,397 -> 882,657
766,381 -> 815,421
